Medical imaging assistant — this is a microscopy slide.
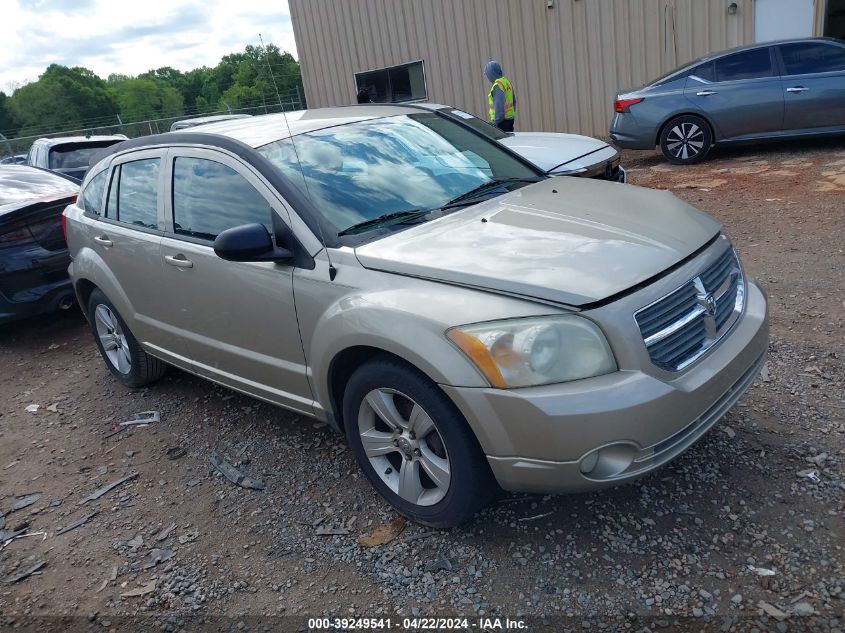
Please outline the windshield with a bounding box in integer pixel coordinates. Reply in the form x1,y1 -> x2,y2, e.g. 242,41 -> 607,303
258,113 -> 537,235
49,142 -> 121,170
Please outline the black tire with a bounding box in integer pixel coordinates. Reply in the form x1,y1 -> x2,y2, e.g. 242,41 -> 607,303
659,114 -> 713,165
87,288 -> 166,388
343,357 -> 495,528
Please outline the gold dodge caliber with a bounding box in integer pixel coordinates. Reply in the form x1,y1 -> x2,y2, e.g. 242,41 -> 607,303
65,105 -> 769,527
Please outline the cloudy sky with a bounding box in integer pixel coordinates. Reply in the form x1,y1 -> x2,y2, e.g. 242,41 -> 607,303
1,0 -> 298,92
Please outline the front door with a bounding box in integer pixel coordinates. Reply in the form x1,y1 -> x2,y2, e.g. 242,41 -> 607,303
778,41 -> 845,131
685,46 -> 784,141
158,149 -> 313,413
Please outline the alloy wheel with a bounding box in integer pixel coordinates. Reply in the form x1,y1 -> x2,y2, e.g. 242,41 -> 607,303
357,388 -> 451,506
94,304 -> 132,374
665,123 -> 705,161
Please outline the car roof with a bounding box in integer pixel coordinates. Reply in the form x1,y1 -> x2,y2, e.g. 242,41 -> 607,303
0,165 -> 79,215
183,104 -> 425,148
699,36 -> 843,61
33,135 -> 129,148
171,114 -> 252,129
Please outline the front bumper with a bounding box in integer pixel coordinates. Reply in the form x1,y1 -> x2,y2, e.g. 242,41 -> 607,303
442,276 -> 769,493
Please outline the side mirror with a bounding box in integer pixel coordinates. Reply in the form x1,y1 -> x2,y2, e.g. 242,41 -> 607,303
213,223 -> 292,263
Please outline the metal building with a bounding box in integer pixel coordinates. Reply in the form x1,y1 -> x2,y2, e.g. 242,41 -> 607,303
290,0 -> 840,137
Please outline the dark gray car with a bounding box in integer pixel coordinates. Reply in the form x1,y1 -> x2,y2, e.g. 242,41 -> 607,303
609,37 -> 845,164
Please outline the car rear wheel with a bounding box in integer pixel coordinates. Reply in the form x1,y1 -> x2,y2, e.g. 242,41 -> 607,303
88,289 -> 166,388
343,357 -> 495,528
660,115 -> 712,164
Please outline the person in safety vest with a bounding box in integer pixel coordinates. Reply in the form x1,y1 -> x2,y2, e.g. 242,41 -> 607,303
484,60 -> 516,132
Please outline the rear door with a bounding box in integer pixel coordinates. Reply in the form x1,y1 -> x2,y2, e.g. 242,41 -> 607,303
92,150 -> 181,357
685,47 -> 784,140
158,148 -> 313,413
777,41 -> 845,131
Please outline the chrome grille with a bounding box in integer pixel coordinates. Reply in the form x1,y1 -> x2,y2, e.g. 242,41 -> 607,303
635,248 -> 744,371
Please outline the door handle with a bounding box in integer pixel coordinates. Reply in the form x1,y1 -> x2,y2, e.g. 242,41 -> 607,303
696,90 -> 717,96
93,235 -> 113,247
164,254 -> 193,268
786,86 -> 808,93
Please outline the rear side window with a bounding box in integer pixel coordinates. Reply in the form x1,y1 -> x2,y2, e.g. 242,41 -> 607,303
780,42 -> 845,75
105,159 -> 160,229
715,48 -> 773,81
80,170 -> 107,215
171,157 -> 272,241
690,61 -> 715,82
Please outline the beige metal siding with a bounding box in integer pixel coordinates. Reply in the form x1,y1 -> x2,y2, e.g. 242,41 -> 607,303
290,0 -> 756,137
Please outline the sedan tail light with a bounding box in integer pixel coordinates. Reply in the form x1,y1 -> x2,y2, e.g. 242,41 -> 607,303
614,97 -> 644,113
61,209 -> 69,242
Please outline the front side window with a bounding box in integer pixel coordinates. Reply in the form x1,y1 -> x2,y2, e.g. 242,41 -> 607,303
172,157 -> 272,241
80,169 -> 107,214
780,42 -> 845,75
355,61 -> 427,103
258,113 -> 537,235
715,48 -> 773,82
106,158 -> 159,229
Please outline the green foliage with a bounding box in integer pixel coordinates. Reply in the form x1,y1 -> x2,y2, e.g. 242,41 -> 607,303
3,43 -> 300,139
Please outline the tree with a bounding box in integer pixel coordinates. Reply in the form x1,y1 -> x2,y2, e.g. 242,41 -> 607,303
110,78 -> 184,120
0,91 -> 17,138
8,65 -> 118,135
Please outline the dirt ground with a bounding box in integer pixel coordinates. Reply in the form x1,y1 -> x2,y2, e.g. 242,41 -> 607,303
1,138 -> 843,632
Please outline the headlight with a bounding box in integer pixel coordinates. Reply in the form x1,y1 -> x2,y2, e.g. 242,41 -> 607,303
447,315 -> 616,388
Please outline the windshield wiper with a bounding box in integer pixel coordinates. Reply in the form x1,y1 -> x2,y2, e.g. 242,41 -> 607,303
337,209 -> 431,236
440,177 -> 544,211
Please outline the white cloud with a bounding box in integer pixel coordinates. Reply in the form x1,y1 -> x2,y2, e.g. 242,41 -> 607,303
0,0 -> 298,93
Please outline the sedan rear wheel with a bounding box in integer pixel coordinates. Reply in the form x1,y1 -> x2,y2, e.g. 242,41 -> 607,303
660,115 -> 712,165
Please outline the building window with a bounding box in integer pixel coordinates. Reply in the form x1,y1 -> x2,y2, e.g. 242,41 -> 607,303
355,61 -> 427,103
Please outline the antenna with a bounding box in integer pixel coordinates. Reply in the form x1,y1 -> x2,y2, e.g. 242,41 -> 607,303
259,35 -> 337,281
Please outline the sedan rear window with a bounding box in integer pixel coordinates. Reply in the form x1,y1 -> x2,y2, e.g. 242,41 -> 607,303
780,42 -> 845,75
49,142 -> 121,170
715,48 -> 773,82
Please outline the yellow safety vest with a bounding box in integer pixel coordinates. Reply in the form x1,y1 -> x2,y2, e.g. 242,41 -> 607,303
488,76 -> 516,122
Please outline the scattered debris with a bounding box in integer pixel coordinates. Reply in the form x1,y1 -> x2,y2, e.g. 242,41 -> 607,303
120,580 -> 156,597
722,425 -> 736,439
186,478 -> 201,488
792,602 -> 815,617
25,404 -> 40,413
155,523 -> 176,541
1,531 -> 47,551
760,362 -> 771,382
55,511 -> 98,536
127,534 -> 144,549
46,403 -> 59,413
95,579 -> 108,593
806,452 -> 828,465
120,410 -> 160,427
315,525 -> 350,536
3,460 -> 20,470
517,511 -> 554,522
178,528 -> 199,544
79,472 -> 138,505
758,600 -> 789,621
4,561 -> 47,584
8,493 -> 41,514
747,565 -> 776,577
166,446 -> 186,460
358,517 -> 406,547
143,548 -> 174,569
424,554 -> 454,573
797,469 -> 821,483
209,452 -> 265,490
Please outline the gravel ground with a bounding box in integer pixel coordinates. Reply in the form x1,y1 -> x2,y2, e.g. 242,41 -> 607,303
1,139 -> 843,632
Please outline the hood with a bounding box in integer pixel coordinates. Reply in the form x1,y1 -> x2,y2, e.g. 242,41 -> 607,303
484,60 -> 503,83
355,178 -> 720,307
499,132 -> 617,174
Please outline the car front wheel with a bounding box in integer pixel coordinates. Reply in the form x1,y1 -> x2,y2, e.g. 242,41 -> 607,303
88,288 -> 166,388
660,115 -> 713,164
343,357 -> 495,528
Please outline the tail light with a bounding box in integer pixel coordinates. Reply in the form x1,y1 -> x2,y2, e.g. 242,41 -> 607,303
614,97 -> 644,113
0,227 -> 32,246
61,209 -> 69,242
